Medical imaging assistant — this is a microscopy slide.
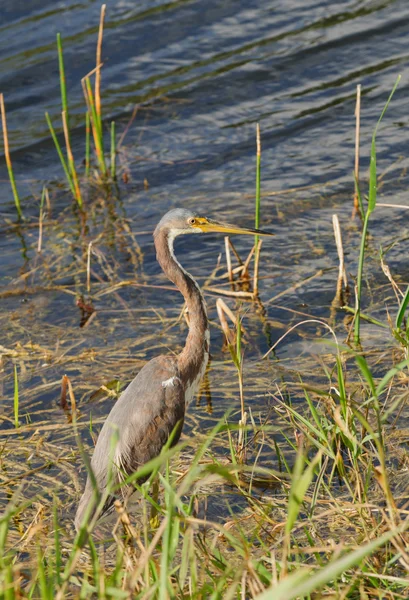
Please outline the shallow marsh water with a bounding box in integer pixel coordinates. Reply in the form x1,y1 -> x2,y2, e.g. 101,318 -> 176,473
1,0 -> 409,539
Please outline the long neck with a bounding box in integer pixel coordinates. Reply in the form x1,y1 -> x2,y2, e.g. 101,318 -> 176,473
154,229 -> 209,385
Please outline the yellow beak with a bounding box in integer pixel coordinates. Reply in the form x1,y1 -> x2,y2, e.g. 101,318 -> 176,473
195,217 -> 274,236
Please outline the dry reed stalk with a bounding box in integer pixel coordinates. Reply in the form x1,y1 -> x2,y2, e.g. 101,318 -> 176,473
87,241 -> 93,294
346,285 -> 359,344
377,202 -> 409,209
37,212 -> 43,254
216,298 -> 236,345
95,4 -> 106,121
332,214 -> 347,300
252,239 -> 262,298
353,84 -> 361,215
219,264 -> 247,279
62,110 -> 82,207
241,571 -> 247,600
237,409 -> 247,463
0,93 -> 22,219
227,238 -> 243,265
206,287 -> 254,299
253,123 -> 262,284
241,243 -> 256,280
60,375 -> 68,413
44,187 -> 51,214
64,374 -> 77,422
81,72 -> 106,176
380,255 -> 403,303
129,517 -> 169,589
216,298 -> 237,327
224,236 -> 234,284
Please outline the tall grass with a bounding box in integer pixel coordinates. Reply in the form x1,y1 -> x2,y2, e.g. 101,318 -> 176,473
354,75 -> 400,344
1,5 -> 113,218
3,355 -> 409,600
49,34 -> 83,208
111,120 -> 117,180
47,5 -> 111,209
216,299 -> 247,459
253,123 -> 262,297
82,76 -> 107,177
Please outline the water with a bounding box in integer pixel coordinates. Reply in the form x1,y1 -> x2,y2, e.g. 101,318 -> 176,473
1,0 -> 409,518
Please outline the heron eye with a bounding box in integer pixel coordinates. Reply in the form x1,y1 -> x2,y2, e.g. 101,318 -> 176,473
189,218 -> 196,225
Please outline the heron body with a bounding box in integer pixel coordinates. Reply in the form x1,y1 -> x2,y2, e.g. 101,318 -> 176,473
74,208 -> 272,531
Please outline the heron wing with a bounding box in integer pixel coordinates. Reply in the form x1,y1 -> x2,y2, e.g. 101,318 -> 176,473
93,355 -> 184,489
114,356 -> 185,480
75,355 -> 184,530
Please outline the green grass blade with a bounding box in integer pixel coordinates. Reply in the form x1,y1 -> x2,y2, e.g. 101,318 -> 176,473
159,463 -> 173,600
354,76 -> 400,343
354,211 -> 370,344
336,356 -> 347,419
110,120 -> 116,180
45,112 -> 76,197
57,34 -> 69,132
303,387 -> 326,437
85,112 -> 90,178
368,134 -> 377,214
53,498 -> 61,587
369,76 -> 400,211
374,75 -> 401,137
85,78 -> 106,176
285,450 -> 320,535
6,163 -> 22,221
342,305 -> 387,328
355,355 -> 376,398
396,285 -> 409,330
375,358 -> 409,397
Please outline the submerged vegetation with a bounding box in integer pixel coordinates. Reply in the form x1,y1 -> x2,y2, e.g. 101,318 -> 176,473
1,5 -> 409,599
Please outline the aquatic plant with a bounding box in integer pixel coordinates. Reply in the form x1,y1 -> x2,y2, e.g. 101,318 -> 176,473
47,5 -> 118,209
354,75 -> 400,344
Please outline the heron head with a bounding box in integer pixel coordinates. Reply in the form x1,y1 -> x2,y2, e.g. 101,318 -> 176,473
154,208 -> 274,238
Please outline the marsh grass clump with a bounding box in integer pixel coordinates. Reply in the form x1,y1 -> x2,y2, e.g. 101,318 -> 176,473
1,4 -> 119,221
2,349 -> 409,600
353,75 -> 400,345
47,5 -> 115,210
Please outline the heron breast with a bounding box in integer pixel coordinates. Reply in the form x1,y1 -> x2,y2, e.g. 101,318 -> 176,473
184,351 -> 209,407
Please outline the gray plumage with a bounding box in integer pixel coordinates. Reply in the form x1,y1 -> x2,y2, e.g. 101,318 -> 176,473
74,208 -> 272,531
74,209 -> 209,530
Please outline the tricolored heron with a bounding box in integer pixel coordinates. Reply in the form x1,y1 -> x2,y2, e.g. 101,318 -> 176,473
75,208 -> 273,530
